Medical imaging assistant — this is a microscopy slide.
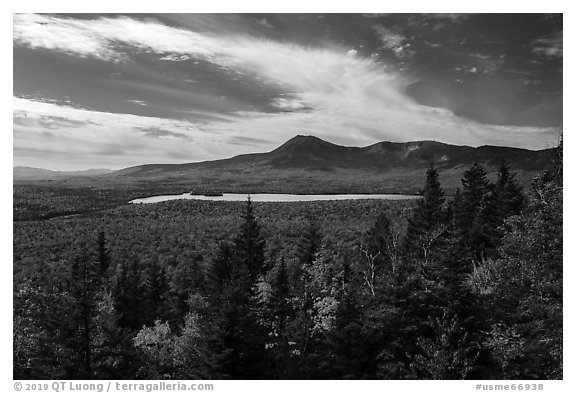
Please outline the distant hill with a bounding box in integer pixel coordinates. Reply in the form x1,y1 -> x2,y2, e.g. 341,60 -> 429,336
116,135 -> 555,176
16,136 -> 556,194
13,167 -> 114,181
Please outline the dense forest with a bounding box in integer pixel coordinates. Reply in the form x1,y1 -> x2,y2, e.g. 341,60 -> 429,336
13,148 -> 562,380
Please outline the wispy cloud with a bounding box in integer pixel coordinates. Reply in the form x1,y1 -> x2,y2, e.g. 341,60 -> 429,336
532,30 -> 563,59
372,25 -> 414,59
13,97 -> 243,169
13,14 -> 560,170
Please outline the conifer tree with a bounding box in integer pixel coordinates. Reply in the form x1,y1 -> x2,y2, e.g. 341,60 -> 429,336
494,161 -> 524,218
406,164 -> 446,237
68,252 -> 100,377
404,164 -> 447,262
261,258 -> 295,378
234,196 -> 266,281
455,163 -> 492,256
326,260 -> 369,378
141,258 -> 169,323
97,231 -> 111,276
113,259 -> 143,330
269,258 -> 292,337
296,218 -> 321,267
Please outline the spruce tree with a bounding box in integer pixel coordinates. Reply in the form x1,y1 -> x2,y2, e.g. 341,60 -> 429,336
296,218 -> 321,267
456,163 -> 491,254
141,258 -> 169,323
326,260 -> 369,378
494,161 -> 524,218
404,164 -> 446,259
269,258 -> 291,337
264,258 -> 295,378
97,231 -> 111,276
234,196 -> 266,281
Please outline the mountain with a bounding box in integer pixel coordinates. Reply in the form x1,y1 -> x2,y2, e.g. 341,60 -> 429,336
116,135 -> 555,176
13,167 -> 114,181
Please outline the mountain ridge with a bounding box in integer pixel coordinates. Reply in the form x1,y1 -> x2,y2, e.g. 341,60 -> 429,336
13,166 -> 114,180
115,135 -> 555,176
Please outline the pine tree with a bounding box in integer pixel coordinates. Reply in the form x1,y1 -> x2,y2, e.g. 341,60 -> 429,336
403,164 -> 447,271
269,258 -> 292,337
296,218 -> 321,267
413,234 -> 496,379
63,234 -> 115,378
405,164 -> 446,243
494,161 -> 525,218
261,258 -> 296,378
485,151 -> 563,379
113,259 -> 143,330
455,163 -> 492,256
234,196 -> 266,281
141,258 -> 169,323
466,162 -> 525,260
97,231 -> 111,276
470,191 -> 501,259
208,218 -> 268,378
326,260 -> 369,378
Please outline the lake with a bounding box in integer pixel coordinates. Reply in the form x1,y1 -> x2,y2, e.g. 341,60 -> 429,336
130,193 -> 421,204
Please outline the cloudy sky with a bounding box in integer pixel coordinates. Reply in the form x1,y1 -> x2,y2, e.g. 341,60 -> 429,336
13,13 -> 562,170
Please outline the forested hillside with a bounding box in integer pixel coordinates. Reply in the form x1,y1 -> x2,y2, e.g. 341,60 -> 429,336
13,149 -> 562,379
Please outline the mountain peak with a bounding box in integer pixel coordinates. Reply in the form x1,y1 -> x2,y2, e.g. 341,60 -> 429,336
286,134 -> 325,143
114,135 -> 554,178
275,134 -> 338,151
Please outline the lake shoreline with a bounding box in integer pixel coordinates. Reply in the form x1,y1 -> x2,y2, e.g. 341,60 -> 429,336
130,192 -> 421,204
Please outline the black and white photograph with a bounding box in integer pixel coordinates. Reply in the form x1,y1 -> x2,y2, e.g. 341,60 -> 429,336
11,8 -> 564,384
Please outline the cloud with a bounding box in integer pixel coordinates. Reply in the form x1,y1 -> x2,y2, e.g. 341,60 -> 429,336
13,14 -> 121,61
255,18 -> 273,29
372,25 -> 414,59
127,99 -> 148,106
13,97 -> 244,169
422,14 -> 470,23
532,31 -> 563,59
159,54 -> 193,62
270,97 -> 313,112
13,14 -> 560,170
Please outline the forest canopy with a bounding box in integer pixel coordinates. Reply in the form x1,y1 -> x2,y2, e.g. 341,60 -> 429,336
13,149 -> 562,380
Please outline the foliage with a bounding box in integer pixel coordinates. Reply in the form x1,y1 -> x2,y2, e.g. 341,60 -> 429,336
13,151 -> 562,379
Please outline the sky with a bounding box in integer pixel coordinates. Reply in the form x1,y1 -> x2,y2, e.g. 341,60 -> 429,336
13,13 -> 563,170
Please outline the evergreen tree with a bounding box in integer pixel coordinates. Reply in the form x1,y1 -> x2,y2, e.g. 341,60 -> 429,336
113,259 -> 143,330
455,163 -> 492,257
67,252 -> 100,377
97,231 -> 111,276
412,233 -> 496,379
234,196 -> 266,281
405,164 -> 446,249
259,258 -> 295,378
207,207 -> 269,378
404,164 -> 448,270
141,258 -> 169,323
483,156 -> 563,379
169,255 -> 205,321
326,260 -> 370,378
269,258 -> 292,338
206,241 -> 238,293
296,218 -> 321,267
469,191 -> 501,259
494,161 -> 525,218
62,235 -> 115,378
459,163 -> 490,229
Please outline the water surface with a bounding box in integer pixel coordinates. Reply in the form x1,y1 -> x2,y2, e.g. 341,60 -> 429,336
130,193 -> 420,204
